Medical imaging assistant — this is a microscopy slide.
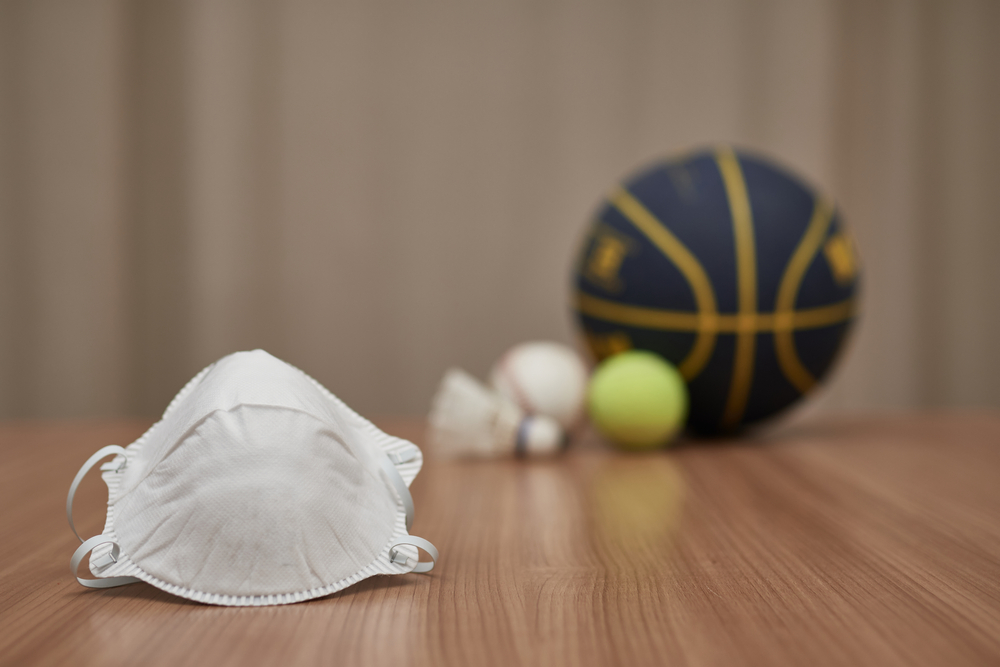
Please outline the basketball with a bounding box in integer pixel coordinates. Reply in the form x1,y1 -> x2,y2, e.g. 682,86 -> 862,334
573,146 -> 860,434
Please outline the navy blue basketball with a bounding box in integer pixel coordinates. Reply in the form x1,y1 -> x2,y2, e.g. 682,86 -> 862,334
573,146 -> 860,434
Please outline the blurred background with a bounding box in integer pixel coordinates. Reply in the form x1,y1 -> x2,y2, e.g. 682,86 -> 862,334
0,0 -> 997,422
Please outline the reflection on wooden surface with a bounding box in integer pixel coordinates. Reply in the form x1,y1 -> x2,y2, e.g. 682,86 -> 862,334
1,413 -> 999,666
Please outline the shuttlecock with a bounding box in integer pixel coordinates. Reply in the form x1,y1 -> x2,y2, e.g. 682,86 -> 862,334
428,368 -> 564,458
489,341 -> 589,430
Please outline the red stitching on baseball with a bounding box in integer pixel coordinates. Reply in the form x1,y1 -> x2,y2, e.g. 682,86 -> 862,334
499,350 -> 533,413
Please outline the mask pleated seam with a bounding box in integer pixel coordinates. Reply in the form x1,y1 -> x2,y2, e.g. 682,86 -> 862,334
299,369 -> 424,486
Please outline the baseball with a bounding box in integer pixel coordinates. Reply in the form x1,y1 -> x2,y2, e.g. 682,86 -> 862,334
489,341 -> 589,430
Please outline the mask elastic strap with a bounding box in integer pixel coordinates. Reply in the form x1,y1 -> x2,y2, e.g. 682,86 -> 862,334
71,535 -> 141,588
389,536 -> 438,573
66,445 -> 127,543
377,454 -> 415,531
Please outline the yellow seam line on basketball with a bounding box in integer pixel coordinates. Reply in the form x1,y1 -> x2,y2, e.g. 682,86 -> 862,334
611,188 -> 718,381
575,292 -> 856,333
792,299 -> 855,328
576,293 -> 702,330
774,198 -> 833,394
716,147 -> 757,429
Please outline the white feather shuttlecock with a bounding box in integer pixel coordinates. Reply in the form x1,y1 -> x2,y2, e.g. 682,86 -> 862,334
428,368 -> 564,459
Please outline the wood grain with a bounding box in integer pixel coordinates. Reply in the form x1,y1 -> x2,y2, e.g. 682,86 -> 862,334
1,413 -> 999,666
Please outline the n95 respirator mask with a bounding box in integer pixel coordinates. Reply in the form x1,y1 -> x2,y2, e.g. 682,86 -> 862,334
66,350 -> 438,606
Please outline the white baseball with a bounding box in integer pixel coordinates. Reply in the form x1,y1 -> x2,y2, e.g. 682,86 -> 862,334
489,341 -> 589,430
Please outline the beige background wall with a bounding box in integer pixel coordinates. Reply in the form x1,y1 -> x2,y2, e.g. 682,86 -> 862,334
0,0 -> 998,421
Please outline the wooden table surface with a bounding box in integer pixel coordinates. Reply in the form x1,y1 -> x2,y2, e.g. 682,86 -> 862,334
2,412 -> 999,666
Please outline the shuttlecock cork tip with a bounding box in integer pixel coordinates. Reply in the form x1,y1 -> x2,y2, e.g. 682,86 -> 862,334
517,414 -> 564,457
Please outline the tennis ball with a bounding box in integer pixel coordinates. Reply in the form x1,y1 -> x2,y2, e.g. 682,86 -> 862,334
587,350 -> 688,450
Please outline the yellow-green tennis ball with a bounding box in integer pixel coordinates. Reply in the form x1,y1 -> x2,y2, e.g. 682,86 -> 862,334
587,350 -> 688,450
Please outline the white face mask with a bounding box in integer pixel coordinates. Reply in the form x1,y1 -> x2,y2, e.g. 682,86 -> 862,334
66,350 -> 438,606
